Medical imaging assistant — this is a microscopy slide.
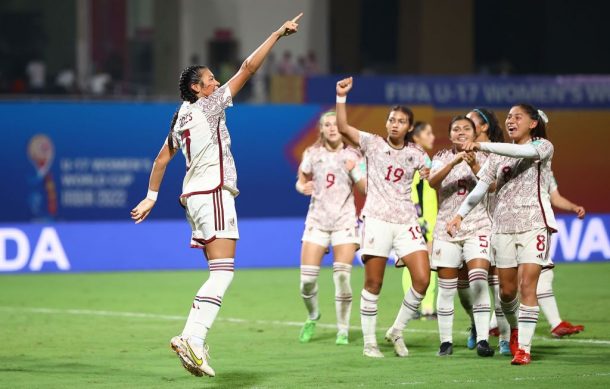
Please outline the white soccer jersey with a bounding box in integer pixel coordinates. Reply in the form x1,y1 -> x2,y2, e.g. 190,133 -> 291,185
478,138 -> 557,234
171,84 -> 238,197
431,150 -> 491,242
358,131 -> 425,225
300,145 -> 361,231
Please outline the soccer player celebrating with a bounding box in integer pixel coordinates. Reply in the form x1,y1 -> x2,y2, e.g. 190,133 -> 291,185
295,110 -> 365,345
130,13 -> 302,377
402,122 -> 438,320
427,115 -> 494,357
335,77 -> 430,358
447,104 -> 557,365
460,108 -> 511,354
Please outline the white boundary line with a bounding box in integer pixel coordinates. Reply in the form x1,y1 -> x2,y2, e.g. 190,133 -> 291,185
1,306 -> 609,346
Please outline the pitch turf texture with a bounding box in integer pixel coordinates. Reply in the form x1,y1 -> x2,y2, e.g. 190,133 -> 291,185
1,263 -> 609,388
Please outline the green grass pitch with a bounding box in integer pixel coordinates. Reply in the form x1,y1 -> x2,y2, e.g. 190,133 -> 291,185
1,263 -> 609,388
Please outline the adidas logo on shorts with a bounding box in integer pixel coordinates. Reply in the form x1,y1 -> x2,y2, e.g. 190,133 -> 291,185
536,253 -> 544,259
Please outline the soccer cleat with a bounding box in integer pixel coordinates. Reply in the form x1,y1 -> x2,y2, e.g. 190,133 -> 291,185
509,328 -> 519,356
437,342 -> 453,356
511,348 -> 531,365
299,315 -> 320,343
499,340 -> 511,356
489,327 -> 500,337
384,328 -> 409,357
335,332 -> 349,345
551,321 -> 585,338
476,340 -> 495,357
170,336 -> 215,377
466,326 -> 477,350
363,343 -> 384,358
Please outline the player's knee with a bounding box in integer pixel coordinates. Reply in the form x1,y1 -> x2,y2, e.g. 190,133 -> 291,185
364,279 -> 383,295
411,273 -> 430,295
300,276 -> 318,294
500,284 -> 517,302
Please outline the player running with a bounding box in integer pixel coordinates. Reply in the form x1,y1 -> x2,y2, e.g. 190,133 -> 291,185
295,110 -> 365,345
447,104 -> 557,365
130,13 -> 302,377
428,115 -> 495,357
335,77 -> 430,358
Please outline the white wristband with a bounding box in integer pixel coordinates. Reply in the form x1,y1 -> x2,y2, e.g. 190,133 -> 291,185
336,95 -> 346,103
349,168 -> 362,183
146,189 -> 158,201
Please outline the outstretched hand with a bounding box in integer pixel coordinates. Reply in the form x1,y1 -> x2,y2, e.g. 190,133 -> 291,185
336,77 -> 353,96
131,198 -> 155,224
277,12 -> 302,37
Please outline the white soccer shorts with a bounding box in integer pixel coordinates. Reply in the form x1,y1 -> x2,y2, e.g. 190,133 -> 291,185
360,216 -> 427,265
182,188 -> 239,248
430,235 -> 491,269
492,228 -> 552,268
302,225 -> 360,248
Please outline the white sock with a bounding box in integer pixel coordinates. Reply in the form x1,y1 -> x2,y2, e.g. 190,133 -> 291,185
457,279 -> 474,326
489,274 -> 510,341
182,258 -> 234,343
300,265 -> 320,320
360,289 -> 379,346
469,269 -> 491,343
390,287 -> 425,335
333,263 -> 352,335
437,278 -> 457,343
537,268 -> 561,329
518,304 -> 540,353
501,296 -> 519,329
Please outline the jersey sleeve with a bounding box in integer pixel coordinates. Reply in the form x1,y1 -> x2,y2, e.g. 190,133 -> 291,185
430,153 -> 446,174
300,149 -> 313,175
549,171 -> 558,193
531,138 -> 554,161
477,154 -> 498,185
358,131 -> 374,154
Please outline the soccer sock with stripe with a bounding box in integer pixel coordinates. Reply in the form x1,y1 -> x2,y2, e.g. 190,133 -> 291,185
537,268 -> 561,329
457,279 -> 475,327
489,273 -> 510,341
300,265 -> 320,320
500,296 -> 519,329
333,263 -> 352,335
518,304 -> 540,353
389,287 -> 425,336
437,277 -> 457,343
469,269 -> 491,343
360,289 -> 379,345
182,258 -> 235,345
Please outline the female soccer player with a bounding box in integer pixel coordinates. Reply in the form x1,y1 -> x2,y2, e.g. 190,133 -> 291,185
459,108 -> 511,354
540,172 -> 586,337
130,13 -> 302,377
295,110 -> 365,345
428,115 -> 494,357
335,77 -> 430,358
401,122 -> 438,320
447,104 -> 557,365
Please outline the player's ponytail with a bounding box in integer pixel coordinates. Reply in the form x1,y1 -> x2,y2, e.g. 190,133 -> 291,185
167,65 -> 207,152
167,107 -> 180,153
514,103 -> 548,140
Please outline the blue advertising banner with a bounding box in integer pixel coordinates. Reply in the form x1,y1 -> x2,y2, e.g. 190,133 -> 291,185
306,75 -> 610,108
0,214 -> 608,273
1,102 -> 323,222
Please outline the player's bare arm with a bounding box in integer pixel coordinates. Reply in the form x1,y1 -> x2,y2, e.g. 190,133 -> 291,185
428,152 -> 466,190
131,143 -> 177,224
550,189 -> 586,219
228,13 -> 302,97
335,77 -> 361,146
